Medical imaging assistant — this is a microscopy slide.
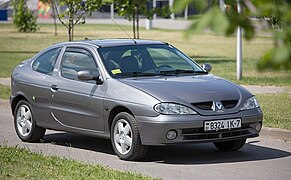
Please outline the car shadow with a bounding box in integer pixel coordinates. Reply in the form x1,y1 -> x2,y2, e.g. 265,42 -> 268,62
144,141 -> 291,165
42,132 -> 290,165
42,132 -> 115,155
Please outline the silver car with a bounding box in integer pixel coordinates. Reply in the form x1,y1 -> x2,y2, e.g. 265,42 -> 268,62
10,39 -> 263,160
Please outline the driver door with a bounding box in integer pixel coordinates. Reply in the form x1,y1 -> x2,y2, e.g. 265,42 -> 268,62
50,47 -> 105,131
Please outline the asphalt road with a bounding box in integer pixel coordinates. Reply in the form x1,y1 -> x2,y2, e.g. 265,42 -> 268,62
0,106 -> 290,180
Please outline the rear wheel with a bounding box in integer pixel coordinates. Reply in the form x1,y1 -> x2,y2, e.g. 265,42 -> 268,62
213,139 -> 246,151
14,100 -> 46,142
111,112 -> 147,161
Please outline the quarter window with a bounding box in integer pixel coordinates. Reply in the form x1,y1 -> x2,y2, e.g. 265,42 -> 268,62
32,47 -> 61,75
60,48 -> 97,80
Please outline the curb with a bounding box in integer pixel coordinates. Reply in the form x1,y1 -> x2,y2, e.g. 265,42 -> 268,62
241,85 -> 291,94
260,127 -> 291,142
0,99 -> 290,141
0,99 -> 10,109
0,78 -> 10,86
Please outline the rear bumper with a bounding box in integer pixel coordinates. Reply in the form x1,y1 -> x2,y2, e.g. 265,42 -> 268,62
136,108 -> 263,145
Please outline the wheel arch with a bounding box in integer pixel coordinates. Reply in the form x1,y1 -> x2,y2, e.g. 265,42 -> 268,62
108,106 -> 134,132
11,94 -> 29,116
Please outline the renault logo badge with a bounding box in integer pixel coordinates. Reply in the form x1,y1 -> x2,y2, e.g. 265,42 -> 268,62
216,102 -> 222,110
212,101 -> 223,111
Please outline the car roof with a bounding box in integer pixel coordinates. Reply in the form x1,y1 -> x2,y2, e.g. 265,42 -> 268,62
86,39 -> 167,47
56,39 -> 167,48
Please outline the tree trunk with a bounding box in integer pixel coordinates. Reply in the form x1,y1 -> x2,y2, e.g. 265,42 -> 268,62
72,25 -> 74,41
68,27 -> 72,41
53,14 -> 57,36
132,11 -> 136,39
68,4 -> 74,41
136,13 -> 139,39
52,1 -> 57,36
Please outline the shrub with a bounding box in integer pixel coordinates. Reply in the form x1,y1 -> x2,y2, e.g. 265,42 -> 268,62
13,0 -> 37,32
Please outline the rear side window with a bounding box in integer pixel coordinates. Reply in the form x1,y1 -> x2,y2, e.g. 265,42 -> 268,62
32,47 -> 62,75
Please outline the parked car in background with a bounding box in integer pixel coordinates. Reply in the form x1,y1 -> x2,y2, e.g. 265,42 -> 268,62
10,39 -> 263,160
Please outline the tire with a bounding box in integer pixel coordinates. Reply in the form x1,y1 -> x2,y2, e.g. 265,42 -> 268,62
14,100 -> 46,142
111,112 -> 147,161
213,138 -> 246,151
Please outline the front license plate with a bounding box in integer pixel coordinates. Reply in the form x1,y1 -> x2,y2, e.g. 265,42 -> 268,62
204,119 -> 241,131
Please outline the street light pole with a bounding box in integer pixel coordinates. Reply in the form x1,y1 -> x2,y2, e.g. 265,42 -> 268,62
237,0 -> 242,80
220,0 -> 243,80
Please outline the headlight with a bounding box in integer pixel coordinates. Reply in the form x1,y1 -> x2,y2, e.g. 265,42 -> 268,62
154,103 -> 197,115
241,96 -> 260,110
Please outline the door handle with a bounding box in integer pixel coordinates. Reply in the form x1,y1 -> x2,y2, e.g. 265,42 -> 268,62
51,85 -> 59,91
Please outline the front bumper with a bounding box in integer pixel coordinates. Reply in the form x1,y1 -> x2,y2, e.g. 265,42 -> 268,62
136,108 -> 263,145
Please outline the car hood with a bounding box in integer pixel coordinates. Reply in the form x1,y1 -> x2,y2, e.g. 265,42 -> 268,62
119,74 -> 253,115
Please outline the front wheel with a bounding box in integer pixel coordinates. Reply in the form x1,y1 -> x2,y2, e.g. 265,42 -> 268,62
14,100 -> 46,142
213,139 -> 246,151
111,112 -> 147,161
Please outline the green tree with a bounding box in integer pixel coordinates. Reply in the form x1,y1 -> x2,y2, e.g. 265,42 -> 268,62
113,0 -> 146,39
112,0 -> 171,39
54,0 -> 103,41
13,0 -> 37,32
174,0 -> 291,71
40,0 -> 58,36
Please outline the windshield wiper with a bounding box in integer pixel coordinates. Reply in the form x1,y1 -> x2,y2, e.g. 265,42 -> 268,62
115,70 -> 208,78
193,71 -> 208,74
159,69 -> 194,75
115,72 -> 156,77
158,69 -> 208,76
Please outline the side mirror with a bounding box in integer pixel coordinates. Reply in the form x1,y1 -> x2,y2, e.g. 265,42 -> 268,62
202,63 -> 212,73
77,70 -> 103,85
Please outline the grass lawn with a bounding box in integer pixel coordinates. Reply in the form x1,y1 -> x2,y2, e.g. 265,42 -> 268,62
0,146 -> 155,180
0,85 -> 10,100
0,23 -> 290,86
256,94 -> 291,130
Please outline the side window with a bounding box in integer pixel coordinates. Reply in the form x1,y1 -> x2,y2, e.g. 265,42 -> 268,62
32,47 -> 61,75
60,48 -> 97,80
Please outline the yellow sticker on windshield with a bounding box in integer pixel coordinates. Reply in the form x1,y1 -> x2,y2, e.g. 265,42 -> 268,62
111,69 -> 122,74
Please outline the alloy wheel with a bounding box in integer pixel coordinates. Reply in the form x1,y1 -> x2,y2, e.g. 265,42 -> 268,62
113,119 -> 133,155
16,104 -> 32,137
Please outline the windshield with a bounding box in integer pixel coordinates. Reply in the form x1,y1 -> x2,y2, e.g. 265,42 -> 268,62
98,44 -> 205,78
